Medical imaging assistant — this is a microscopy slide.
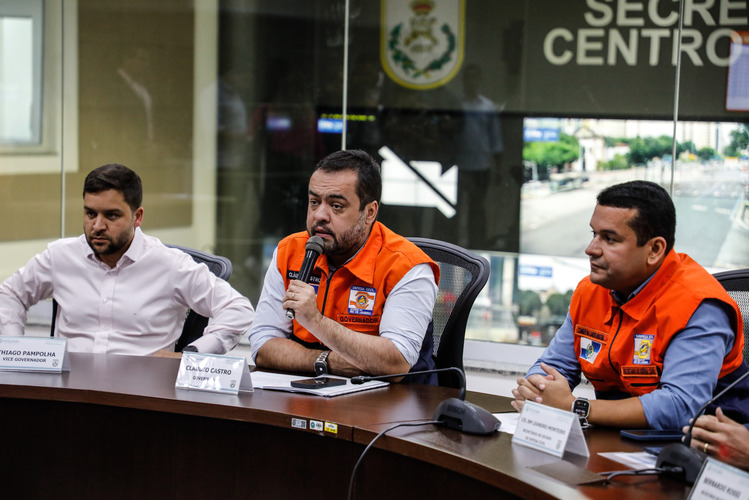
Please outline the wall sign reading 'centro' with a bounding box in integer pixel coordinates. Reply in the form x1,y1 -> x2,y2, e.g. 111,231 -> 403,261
543,0 -> 747,67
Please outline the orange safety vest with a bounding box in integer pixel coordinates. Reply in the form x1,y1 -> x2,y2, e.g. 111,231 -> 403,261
570,250 -> 744,396
276,222 -> 440,345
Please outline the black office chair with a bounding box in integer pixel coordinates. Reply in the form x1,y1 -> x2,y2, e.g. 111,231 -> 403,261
167,245 -> 233,352
713,268 -> 749,361
50,245 -> 233,353
409,237 -> 490,388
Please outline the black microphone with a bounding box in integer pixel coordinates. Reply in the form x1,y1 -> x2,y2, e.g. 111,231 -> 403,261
656,367 -> 749,484
286,236 -> 324,320
351,367 -> 501,435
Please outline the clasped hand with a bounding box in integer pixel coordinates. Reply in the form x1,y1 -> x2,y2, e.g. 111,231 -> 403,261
511,362 -> 575,412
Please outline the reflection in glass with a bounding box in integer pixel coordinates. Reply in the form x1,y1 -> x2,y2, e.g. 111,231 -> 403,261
0,17 -> 36,144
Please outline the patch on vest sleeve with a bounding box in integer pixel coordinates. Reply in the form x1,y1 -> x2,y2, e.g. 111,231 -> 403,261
348,286 -> 377,315
633,334 -> 654,364
579,337 -> 602,364
621,365 -> 658,377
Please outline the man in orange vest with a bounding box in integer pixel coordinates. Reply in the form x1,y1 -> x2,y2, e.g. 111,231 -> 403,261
512,180 -> 748,429
247,150 -> 440,381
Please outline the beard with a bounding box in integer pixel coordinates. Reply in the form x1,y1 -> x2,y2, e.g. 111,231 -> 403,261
85,228 -> 133,257
310,212 -> 370,260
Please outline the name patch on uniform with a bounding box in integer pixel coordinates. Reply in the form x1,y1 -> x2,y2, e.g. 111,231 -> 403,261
633,333 -> 654,364
621,365 -> 658,377
574,324 -> 609,344
286,270 -> 321,286
338,314 -> 381,325
348,286 -> 376,315
579,337 -> 602,364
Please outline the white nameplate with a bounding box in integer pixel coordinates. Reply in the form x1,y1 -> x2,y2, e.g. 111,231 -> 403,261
689,458 -> 749,500
512,401 -> 589,458
175,352 -> 253,394
0,336 -> 69,373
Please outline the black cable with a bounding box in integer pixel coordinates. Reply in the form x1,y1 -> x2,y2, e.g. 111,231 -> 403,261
347,420 -> 442,500
599,466 -> 684,484
684,367 -> 749,446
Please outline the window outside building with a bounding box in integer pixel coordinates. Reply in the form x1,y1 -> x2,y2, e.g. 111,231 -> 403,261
1,0 -> 747,368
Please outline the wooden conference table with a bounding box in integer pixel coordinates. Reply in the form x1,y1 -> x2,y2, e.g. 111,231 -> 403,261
0,353 -> 690,499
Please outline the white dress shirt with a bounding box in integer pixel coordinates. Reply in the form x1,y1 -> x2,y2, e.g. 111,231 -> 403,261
0,228 -> 254,355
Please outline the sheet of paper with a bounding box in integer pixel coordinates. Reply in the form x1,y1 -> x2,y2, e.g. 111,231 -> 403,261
494,411 -> 520,434
598,451 -> 657,469
251,370 -> 388,397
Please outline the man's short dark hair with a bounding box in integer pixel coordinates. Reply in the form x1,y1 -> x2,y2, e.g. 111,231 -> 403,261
596,180 -> 676,253
313,150 -> 381,210
83,164 -> 143,212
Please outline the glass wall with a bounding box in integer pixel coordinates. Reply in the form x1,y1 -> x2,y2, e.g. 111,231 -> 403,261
1,0 -> 747,366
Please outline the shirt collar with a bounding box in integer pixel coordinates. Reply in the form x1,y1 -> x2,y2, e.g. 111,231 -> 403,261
609,250 -> 681,321
611,271 -> 656,305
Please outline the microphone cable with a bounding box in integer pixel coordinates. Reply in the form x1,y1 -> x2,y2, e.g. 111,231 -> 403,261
347,419 -> 442,500
599,466 -> 684,484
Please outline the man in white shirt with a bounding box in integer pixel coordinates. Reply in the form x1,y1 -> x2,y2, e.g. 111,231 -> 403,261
0,164 -> 254,357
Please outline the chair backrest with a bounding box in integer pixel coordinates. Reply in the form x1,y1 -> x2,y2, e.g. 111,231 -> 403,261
408,237 -> 490,388
50,244 -> 233,352
168,245 -> 232,281
712,268 -> 749,362
167,245 -> 233,352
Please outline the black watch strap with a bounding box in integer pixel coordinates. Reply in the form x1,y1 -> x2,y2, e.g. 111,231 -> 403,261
314,351 -> 329,376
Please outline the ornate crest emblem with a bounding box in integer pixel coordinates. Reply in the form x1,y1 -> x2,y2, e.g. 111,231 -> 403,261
381,0 -> 465,90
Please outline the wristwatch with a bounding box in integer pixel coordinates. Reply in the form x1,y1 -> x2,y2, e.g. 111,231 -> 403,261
314,351 -> 330,376
182,345 -> 199,353
571,397 -> 590,426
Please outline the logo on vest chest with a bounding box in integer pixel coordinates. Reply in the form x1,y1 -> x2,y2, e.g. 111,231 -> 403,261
348,286 -> 377,315
633,333 -> 654,364
575,324 -> 608,364
579,337 -> 602,364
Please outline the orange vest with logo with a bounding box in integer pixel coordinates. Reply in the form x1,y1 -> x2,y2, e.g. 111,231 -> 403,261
570,250 -> 744,396
276,222 -> 440,345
